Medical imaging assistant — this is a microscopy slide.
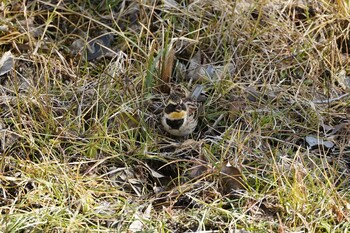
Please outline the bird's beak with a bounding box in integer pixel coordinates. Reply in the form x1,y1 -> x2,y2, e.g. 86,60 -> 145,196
175,104 -> 183,112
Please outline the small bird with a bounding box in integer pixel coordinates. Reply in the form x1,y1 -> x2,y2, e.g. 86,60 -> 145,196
161,85 -> 203,137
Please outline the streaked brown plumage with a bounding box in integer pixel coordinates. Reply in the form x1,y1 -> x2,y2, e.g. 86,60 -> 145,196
161,85 -> 203,137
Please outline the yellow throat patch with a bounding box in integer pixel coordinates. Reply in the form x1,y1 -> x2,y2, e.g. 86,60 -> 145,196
167,111 -> 186,120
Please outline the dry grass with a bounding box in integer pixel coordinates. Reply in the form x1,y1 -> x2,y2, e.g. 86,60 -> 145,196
1,0 -> 350,232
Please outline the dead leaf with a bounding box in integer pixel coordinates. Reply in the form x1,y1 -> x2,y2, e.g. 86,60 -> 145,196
109,111 -> 141,133
17,17 -> 44,38
334,69 -> 350,90
331,203 -> 348,223
219,162 -> 246,195
0,25 -> 9,32
0,51 -> 14,76
186,50 -> 202,82
109,166 -> 147,197
160,47 -> 175,93
305,135 -> 334,149
0,119 -> 19,152
144,163 -> 165,178
324,123 -> 346,137
208,63 -> 236,81
187,163 -> 208,179
128,203 -> 153,232
119,111 -> 140,129
245,86 -> 277,103
228,96 -> 247,120
162,0 -> 180,10
70,34 -> 114,61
